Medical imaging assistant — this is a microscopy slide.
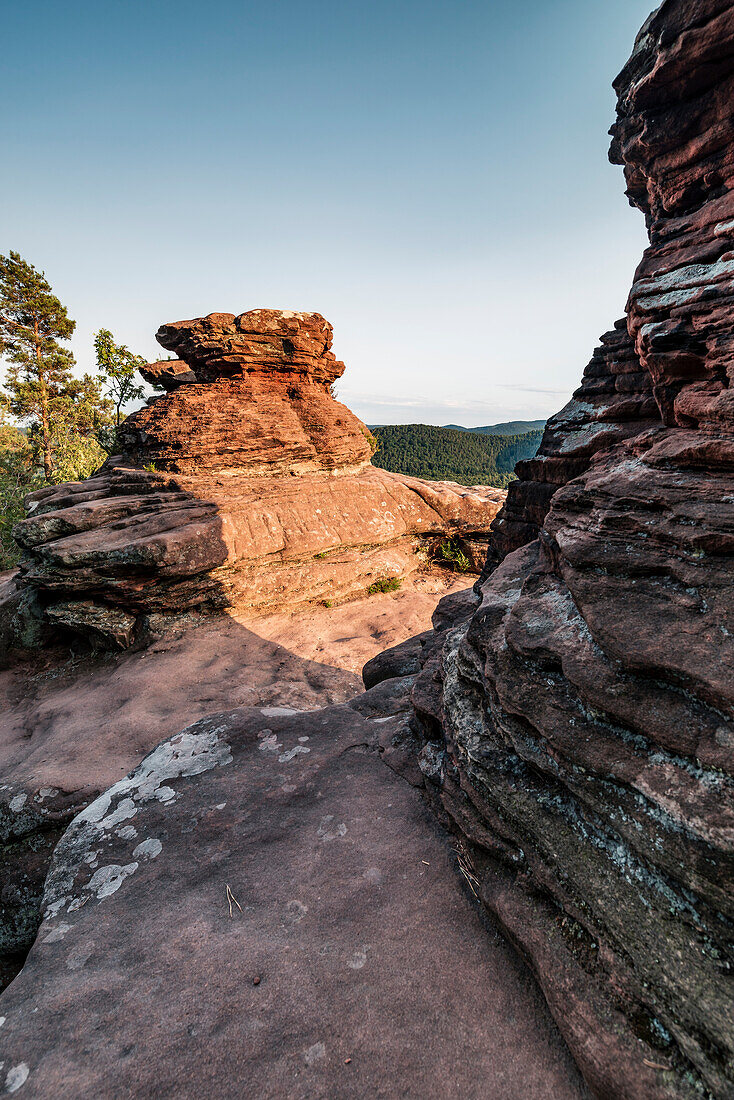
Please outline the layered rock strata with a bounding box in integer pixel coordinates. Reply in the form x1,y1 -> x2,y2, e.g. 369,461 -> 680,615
122,309 -> 372,476
409,4 -> 734,1098
8,310 -> 504,647
488,320 -> 658,564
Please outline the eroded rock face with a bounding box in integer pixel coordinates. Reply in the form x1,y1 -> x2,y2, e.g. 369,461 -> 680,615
121,308 -> 371,475
8,311 -> 504,647
488,320 -> 659,564
414,4 -> 734,1098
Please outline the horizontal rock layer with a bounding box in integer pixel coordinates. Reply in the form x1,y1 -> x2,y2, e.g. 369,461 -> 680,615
121,309 -> 372,475
10,463 -> 503,646
7,308 -> 504,647
414,3 -> 734,1098
488,319 -> 659,564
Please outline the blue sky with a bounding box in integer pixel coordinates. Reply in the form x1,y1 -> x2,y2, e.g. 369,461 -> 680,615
2,0 -> 654,426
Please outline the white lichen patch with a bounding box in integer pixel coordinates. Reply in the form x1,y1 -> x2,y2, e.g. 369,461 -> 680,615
347,947 -> 368,970
101,797 -> 137,828
42,921 -> 72,943
303,1042 -> 326,1066
41,720 -> 233,926
133,838 -> 162,860
8,794 -> 26,813
278,745 -> 311,763
317,815 -> 347,841
5,1063 -> 29,1093
88,863 -> 139,899
258,733 -> 282,754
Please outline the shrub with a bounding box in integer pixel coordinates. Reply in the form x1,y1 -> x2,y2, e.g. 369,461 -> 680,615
361,426 -> 378,456
436,538 -> 472,574
368,576 -> 402,595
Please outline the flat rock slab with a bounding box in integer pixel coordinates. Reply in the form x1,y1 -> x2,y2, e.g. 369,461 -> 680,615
0,703 -> 586,1099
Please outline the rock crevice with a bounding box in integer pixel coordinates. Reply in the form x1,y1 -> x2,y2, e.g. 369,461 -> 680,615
411,3 -> 734,1097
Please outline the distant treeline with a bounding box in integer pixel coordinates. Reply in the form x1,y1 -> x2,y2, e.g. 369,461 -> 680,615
371,424 -> 543,487
442,419 -> 546,437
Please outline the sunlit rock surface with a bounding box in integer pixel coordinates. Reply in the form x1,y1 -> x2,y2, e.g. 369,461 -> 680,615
8,310 -> 504,646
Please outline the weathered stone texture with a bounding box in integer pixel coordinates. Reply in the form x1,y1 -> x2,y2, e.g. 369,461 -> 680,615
415,3 -> 734,1097
8,311 -> 504,646
0,699 -> 587,1099
121,309 -> 371,475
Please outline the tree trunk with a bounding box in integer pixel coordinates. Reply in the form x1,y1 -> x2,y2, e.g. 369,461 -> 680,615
34,320 -> 52,480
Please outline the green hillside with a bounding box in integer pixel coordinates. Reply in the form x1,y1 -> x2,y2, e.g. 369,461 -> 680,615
442,419 -> 547,436
371,424 -> 542,487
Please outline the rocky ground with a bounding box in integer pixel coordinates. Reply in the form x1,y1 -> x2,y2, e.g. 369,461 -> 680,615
0,570 -> 466,796
415,3 -> 734,1097
1,3 -> 732,1097
0,579 -> 590,1098
0,570 -> 463,981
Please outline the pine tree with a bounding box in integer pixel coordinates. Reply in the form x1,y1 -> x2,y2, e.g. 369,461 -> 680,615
94,328 -> 146,427
0,251 -> 77,479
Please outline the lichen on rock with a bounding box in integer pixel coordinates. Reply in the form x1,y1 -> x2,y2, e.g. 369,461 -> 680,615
409,3 -> 734,1097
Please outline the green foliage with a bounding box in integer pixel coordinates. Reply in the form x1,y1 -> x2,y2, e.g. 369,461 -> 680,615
443,420 -> 546,437
94,328 -> 146,428
0,251 -> 113,480
0,409 -> 42,569
371,424 -> 542,487
360,426 -> 378,456
436,538 -> 472,573
0,254 -> 128,569
368,576 -> 402,594
143,462 -> 157,473
322,599 -> 333,608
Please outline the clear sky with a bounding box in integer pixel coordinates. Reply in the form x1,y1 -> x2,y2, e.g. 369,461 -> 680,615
3,0 -> 654,427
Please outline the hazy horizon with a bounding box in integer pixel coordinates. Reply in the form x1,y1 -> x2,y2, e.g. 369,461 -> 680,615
4,0 -> 654,427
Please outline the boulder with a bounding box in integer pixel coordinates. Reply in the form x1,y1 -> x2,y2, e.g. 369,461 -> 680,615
138,359 -> 196,391
0,703 -> 587,1099
411,3 -> 734,1098
9,311 -> 505,645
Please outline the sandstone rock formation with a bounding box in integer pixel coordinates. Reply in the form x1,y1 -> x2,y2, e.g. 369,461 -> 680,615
406,4 -> 734,1097
7,310 -> 504,648
123,308 -> 372,475
0,574 -> 468,989
0,659 -> 586,1099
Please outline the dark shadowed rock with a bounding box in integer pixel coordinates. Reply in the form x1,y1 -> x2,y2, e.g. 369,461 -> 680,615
409,3 -> 734,1098
362,630 -> 431,689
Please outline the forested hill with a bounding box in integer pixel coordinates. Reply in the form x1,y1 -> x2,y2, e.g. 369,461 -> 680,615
442,420 -> 547,436
371,424 -> 543,487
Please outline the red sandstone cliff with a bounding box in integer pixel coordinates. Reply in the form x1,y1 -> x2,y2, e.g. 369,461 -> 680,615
401,3 -> 734,1097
